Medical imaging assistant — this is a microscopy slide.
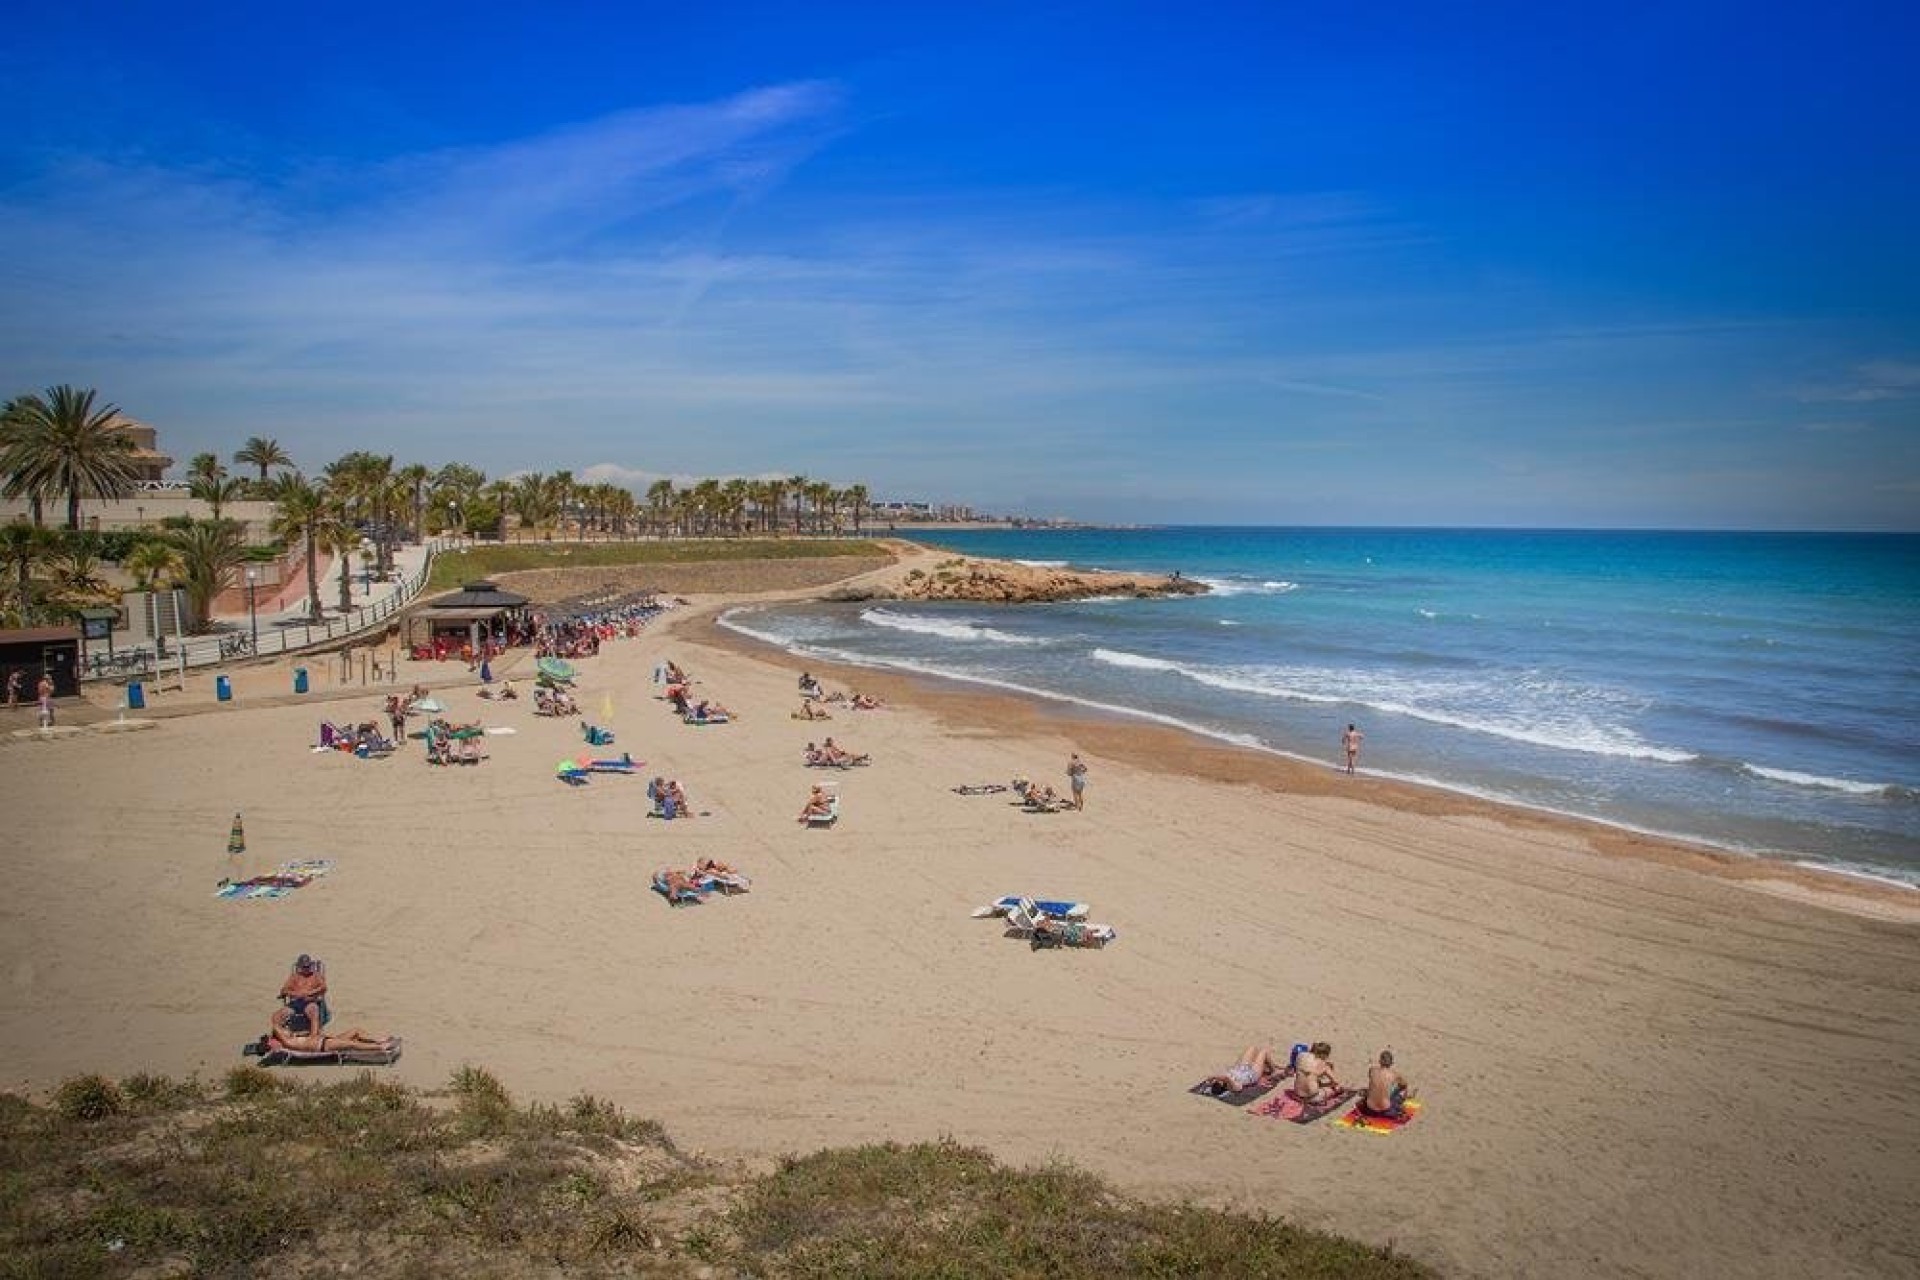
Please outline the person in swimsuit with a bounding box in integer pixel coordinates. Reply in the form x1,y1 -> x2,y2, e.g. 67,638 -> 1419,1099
1290,1041 -> 1344,1104
1360,1048 -> 1415,1118
1207,1045 -> 1283,1093
798,786 -> 835,822
269,1004 -> 393,1054
1342,724 -> 1364,775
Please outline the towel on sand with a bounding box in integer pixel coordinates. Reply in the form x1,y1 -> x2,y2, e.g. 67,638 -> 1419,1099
1190,1073 -> 1288,1106
1334,1099 -> 1423,1134
1251,1088 -> 1357,1124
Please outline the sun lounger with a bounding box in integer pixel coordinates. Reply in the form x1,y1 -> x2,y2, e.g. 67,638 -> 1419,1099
1002,898 -> 1116,947
805,794 -> 840,826
971,896 -> 1089,920
247,1035 -> 403,1067
683,712 -> 730,726
652,870 -> 705,906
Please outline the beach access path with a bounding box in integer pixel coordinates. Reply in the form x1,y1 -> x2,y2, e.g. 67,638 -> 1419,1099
0,558 -> 1915,1279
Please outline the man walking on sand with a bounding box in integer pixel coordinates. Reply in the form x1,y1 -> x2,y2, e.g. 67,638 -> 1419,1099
1068,752 -> 1088,811
36,673 -> 55,729
1342,723 -> 1364,775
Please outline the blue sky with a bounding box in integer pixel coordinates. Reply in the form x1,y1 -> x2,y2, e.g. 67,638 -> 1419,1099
3,2 -> 1916,529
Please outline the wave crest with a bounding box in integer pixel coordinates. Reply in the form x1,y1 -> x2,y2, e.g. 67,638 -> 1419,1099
861,608 -> 1045,646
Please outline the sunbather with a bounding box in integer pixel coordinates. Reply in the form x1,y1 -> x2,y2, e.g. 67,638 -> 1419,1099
850,692 -> 882,710
1205,1045 -> 1284,1094
269,1004 -> 394,1054
655,868 -> 704,897
820,737 -> 869,766
1290,1041 -> 1344,1105
1359,1048 -> 1415,1118
798,786 -> 835,822
665,661 -> 689,684
796,700 -> 831,720
687,699 -> 732,722
278,954 -> 329,1029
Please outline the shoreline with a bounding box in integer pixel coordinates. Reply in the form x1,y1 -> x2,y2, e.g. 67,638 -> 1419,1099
5,552 -> 1917,1276
699,596 -> 1920,925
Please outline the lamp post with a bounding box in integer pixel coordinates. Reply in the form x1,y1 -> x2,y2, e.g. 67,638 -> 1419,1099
448,502 -> 459,547
244,566 -> 259,656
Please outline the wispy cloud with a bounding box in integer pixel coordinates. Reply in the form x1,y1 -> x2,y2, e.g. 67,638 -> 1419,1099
1791,359 -> 1920,403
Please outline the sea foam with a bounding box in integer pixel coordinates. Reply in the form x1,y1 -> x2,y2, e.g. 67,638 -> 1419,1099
861,608 -> 1045,646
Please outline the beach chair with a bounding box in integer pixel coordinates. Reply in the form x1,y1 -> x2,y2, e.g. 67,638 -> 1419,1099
1004,898 -> 1116,948
805,792 -> 840,827
971,895 -> 1089,920
651,870 -> 704,907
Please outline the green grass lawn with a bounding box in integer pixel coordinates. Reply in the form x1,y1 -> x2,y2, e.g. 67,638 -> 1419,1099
1,1069 -> 1434,1278
424,539 -> 887,594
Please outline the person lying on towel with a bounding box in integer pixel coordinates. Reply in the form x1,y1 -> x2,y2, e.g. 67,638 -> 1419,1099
819,737 -> 868,766
269,1004 -> 396,1056
1359,1048 -> 1416,1118
1290,1041 -> 1346,1106
1205,1045 -> 1286,1094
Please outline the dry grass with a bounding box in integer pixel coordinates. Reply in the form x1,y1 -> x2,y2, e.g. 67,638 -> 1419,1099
0,1070 -> 1434,1279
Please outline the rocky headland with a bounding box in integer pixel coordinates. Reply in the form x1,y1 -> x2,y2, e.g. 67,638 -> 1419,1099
831,552 -> 1206,604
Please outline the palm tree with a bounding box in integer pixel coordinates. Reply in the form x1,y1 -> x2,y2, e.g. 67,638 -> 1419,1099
0,397 -> 51,526
234,437 -> 293,483
645,479 -> 676,538
123,539 -> 186,591
0,521 -> 60,625
846,483 -> 869,535
189,472 -> 246,522
267,473 -> 329,622
787,475 -> 809,535
397,462 -> 431,542
46,540 -> 117,614
5,386 -> 141,529
509,473 -> 560,540
186,453 -> 225,485
166,520 -> 247,631
320,510 -> 359,614
808,481 -> 836,534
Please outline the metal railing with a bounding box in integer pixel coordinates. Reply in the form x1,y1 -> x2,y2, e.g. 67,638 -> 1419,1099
83,539 -> 452,684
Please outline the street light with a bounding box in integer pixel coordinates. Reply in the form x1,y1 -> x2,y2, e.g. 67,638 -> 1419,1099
244,566 -> 259,656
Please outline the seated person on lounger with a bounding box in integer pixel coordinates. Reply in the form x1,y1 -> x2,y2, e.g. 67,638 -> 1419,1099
278,954 -> 329,1028
1290,1041 -> 1344,1105
1206,1045 -> 1284,1094
798,786 -> 835,822
1360,1048 -> 1415,1118
799,672 -> 822,699
688,699 -> 732,722
269,1004 -> 395,1055
821,737 -> 868,766
655,867 -> 704,897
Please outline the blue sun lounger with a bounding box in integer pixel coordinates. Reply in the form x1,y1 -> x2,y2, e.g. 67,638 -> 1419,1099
971,896 -> 1089,920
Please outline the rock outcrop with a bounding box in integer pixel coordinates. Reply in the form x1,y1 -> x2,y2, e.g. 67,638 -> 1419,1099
838,556 -> 1206,604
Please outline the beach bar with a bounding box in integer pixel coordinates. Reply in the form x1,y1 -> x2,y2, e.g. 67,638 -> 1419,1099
405,581 -> 531,660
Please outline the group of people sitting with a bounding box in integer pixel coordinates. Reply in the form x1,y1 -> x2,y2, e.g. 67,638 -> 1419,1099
1012,777 -> 1073,812
318,720 -> 396,756
647,775 -> 695,819
424,718 -> 487,764
534,684 -> 580,716
1207,1041 -> 1416,1119
803,738 -> 870,768
261,954 -> 396,1058
653,858 -> 751,903
797,671 -> 883,711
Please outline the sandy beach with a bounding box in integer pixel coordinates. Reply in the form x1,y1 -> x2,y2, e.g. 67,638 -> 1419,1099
2,554 -> 1917,1279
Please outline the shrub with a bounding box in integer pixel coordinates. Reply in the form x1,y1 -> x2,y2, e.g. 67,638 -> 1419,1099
223,1066 -> 289,1100
52,1074 -> 123,1122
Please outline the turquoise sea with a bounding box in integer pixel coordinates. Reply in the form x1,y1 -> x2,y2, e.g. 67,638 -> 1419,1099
722,528 -> 1920,886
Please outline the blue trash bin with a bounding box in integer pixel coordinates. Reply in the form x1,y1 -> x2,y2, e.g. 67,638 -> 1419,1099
126,681 -> 145,710
293,667 -> 309,694
215,674 -> 232,702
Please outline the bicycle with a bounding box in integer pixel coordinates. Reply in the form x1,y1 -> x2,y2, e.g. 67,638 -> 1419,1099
220,633 -> 254,659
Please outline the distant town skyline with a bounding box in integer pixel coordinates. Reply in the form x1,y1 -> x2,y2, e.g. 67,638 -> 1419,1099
3,3 -> 1916,530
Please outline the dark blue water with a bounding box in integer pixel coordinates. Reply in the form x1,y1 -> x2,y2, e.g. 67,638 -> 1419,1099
723,528 -> 1920,884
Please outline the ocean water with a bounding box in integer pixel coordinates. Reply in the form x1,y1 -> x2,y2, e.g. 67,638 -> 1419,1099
722,528 -> 1920,886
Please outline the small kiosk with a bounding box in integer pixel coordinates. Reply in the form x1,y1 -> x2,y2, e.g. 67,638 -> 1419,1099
405,581 -> 531,661
0,626 -> 83,698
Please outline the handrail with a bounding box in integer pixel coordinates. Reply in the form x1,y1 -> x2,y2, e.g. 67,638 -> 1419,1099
84,538 -> 453,683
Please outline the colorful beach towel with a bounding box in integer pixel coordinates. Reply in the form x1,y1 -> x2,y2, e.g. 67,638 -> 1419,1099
1251,1088 -> 1358,1124
1334,1099 -> 1423,1135
215,859 -> 333,900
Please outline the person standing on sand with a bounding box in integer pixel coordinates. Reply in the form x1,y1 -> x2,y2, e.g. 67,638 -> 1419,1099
1067,752 -> 1088,811
1342,723 -> 1364,775
36,673 -> 55,728
6,669 -> 22,709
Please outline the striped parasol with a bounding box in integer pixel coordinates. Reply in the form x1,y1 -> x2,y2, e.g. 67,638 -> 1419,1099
227,813 -> 246,855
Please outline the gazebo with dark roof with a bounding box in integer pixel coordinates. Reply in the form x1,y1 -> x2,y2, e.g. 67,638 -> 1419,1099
406,580 -> 532,655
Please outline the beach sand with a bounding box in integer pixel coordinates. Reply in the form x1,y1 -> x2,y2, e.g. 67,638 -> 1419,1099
2,561 -> 1917,1278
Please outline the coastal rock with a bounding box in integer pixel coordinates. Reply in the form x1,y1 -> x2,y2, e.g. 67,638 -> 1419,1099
891,558 -> 1205,604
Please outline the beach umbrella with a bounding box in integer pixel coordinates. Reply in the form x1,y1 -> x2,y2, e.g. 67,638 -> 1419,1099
227,813 -> 246,856
601,693 -> 614,722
